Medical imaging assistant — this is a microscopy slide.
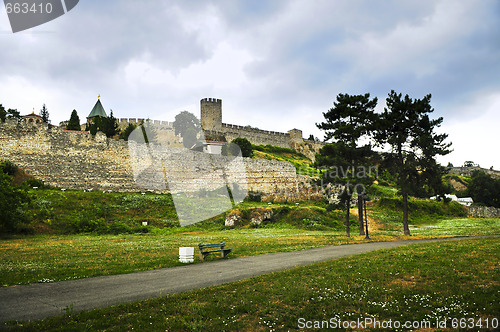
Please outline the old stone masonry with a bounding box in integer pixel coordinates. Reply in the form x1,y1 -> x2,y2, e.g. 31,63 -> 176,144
0,98 -> 322,201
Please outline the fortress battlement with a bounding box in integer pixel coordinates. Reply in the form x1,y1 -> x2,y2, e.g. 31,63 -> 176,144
201,98 -> 222,103
0,119 -> 300,200
118,118 -> 173,129
221,123 -> 290,137
199,98 -> 323,159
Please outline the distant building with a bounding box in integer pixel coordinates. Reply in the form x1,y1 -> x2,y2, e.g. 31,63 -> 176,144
457,197 -> 474,207
22,111 -> 44,124
87,95 -> 107,123
430,194 -> 473,206
202,141 -> 225,154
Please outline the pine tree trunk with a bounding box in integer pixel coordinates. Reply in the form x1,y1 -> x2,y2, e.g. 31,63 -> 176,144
358,195 -> 365,235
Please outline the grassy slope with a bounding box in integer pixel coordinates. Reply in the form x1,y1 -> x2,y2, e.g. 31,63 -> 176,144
2,187 -> 499,287
4,237 -> 498,331
251,144 -> 318,177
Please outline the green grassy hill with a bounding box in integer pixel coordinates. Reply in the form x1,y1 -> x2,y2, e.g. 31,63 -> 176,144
251,144 -> 318,177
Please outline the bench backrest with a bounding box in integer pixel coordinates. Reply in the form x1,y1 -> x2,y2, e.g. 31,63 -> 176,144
199,242 -> 225,250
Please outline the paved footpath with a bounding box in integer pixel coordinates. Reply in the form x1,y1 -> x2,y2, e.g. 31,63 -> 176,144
0,237 -> 489,322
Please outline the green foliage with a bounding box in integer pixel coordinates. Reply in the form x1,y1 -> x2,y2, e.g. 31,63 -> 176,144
0,104 -> 5,122
317,92 -> 377,145
244,191 -> 262,202
230,137 -> 253,157
0,159 -> 18,176
467,171 -> 500,207
65,109 -> 81,131
0,105 -> 20,123
0,172 -> 31,233
24,178 -> 44,188
253,144 -> 305,156
86,112 -> 119,138
377,197 -> 466,224
119,123 -> 137,141
372,91 -> 452,234
173,111 -> 201,147
104,110 -> 119,138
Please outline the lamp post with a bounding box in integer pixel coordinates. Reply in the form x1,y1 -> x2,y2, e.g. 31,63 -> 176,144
364,194 -> 370,240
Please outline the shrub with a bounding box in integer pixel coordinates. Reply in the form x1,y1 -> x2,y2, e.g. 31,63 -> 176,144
24,178 -> 44,188
230,137 -> 253,157
0,172 -> 31,234
245,191 -> 262,202
0,160 -> 18,176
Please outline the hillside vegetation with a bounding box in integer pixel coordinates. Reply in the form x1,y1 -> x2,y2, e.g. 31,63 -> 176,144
251,144 -> 318,176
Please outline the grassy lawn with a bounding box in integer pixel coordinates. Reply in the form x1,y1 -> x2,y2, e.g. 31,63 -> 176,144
0,228 -> 359,287
2,199 -> 499,287
3,237 -> 498,331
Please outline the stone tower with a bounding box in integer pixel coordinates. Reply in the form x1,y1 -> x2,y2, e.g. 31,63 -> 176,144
200,98 -> 222,131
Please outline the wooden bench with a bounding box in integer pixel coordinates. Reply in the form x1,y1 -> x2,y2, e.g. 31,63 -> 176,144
198,242 -> 232,261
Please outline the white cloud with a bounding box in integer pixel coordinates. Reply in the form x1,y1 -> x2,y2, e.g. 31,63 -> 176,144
438,92 -> 500,168
0,0 -> 499,169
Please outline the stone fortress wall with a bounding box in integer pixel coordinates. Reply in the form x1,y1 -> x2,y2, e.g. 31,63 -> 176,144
0,120 -> 299,200
117,118 -> 174,130
97,98 -> 324,160
199,98 -> 324,160
449,166 -> 500,179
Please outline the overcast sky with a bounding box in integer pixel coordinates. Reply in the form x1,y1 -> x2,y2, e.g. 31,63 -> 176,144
1,0 -> 499,168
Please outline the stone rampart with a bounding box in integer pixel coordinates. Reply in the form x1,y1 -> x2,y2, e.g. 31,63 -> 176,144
468,206 -> 500,218
0,120 -> 299,200
220,123 -> 291,148
449,166 -> 500,179
117,118 -> 174,129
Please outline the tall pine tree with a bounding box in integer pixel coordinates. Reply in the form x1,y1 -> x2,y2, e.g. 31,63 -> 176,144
39,104 -> 50,123
316,93 -> 378,236
373,90 -> 451,235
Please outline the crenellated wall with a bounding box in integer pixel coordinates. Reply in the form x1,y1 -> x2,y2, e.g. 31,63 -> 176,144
117,118 -> 174,129
199,98 -> 324,160
449,166 -> 500,179
0,120 -> 299,200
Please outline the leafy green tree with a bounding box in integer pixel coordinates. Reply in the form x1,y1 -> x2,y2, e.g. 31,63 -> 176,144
174,111 -> 201,137
467,171 -> 500,208
173,111 -> 201,149
230,137 -> 253,157
316,93 -> 378,235
7,108 -> 21,121
463,161 -> 478,168
39,104 -> 50,123
66,109 -> 81,131
373,90 -> 451,235
119,123 -> 137,141
0,163 -> 31,234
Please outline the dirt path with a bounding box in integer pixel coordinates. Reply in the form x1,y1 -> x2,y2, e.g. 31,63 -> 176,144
350,207 -> 383,233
